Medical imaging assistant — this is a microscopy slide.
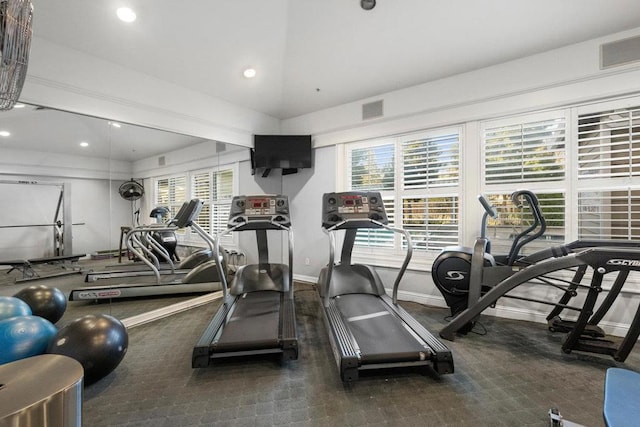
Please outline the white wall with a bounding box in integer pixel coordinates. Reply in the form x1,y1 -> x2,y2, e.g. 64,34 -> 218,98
282,145 -> 336,281
0,174 -> 130,260
282,27 -> 640,143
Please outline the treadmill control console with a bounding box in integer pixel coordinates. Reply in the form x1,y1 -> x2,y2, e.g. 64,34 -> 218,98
322,191 -> 388,229
228,195 -> 290,229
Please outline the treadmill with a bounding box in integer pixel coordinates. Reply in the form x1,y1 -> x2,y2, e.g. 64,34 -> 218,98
69,199 -> 222,301
192,194 -> 298,367
318,191 -> 454,382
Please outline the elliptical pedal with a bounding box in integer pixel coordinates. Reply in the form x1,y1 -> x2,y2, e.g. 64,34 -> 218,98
547,316 -> 606,338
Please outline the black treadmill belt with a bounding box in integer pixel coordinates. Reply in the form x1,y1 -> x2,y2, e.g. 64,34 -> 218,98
214,291 -> 281,352
335,294 -> 427,364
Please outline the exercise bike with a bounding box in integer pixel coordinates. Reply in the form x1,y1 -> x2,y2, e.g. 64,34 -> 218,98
432,190 -> 546,332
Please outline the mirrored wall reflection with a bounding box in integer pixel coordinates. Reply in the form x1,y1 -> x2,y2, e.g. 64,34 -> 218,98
0,103 -> 251,319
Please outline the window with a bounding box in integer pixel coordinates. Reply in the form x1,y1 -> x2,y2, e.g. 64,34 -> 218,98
483,192 -> 566,256
481,112 -> 568,256
154,164 -> 238,247
191,167 -> 235,245
342,128 -> 461,268
484,116 -> 566,184
155,175 -> 187,221
348,142 -> 396,250
577,104 -> 640,240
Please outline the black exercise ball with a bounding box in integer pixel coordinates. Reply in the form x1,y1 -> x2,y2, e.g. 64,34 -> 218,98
47,314 -> 128,385
13,285 -> 67,324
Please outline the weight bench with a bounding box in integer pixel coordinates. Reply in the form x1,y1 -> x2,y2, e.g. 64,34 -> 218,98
1,254 -> 85,283
604,368 -> 640,427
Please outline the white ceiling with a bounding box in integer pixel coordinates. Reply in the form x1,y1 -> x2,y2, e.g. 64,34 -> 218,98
30,0 -> 640,120
3,0 -> 640,162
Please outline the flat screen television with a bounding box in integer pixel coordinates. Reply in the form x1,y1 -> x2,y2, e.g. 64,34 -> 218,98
253,135 -> 312,171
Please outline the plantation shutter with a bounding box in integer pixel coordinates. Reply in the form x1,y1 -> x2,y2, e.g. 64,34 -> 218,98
192,172 -> 211,233
212,169 -> 234,241
577,106 -> 640,179
347,143 -> 395,248
402,133 -> 460,189
355,197 -> 395,248
577,105 -> 640,240
156,178 -> 169,205
155,175 -> 187,219
484,118 -> 566,183
348,143 -> 395,191
402,196 -> 459,251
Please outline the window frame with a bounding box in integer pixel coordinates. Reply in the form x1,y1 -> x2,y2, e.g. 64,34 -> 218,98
153,162 -> 239,249
339,126 -> 463,270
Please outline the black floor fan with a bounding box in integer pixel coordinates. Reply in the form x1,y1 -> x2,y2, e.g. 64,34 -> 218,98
118,179 -> 145,226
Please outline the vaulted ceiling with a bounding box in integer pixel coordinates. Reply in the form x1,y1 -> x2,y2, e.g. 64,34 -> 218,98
30,0 -> 640,120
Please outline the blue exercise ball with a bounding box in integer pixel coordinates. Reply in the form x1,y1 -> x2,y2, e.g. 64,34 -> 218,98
0,315 -> 57,365
13,285 -> 67,324
0,296 -> 32,321
47,314 -> 128,385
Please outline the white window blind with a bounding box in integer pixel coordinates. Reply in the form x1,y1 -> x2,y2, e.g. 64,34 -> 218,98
402,196 -> 459,251
155,175 -> 187,219
402,133 -> 459,189
355,197 -> 395,248
577,104 -> 640,241
578,189 -> 640,240
343,127 -> 461,265
191,172 -> 212,233
212,169 -> 234,240
190,168 -> 235,243
484,118 -> 566,184
348,143 -> 395,191
578,106 -> 640,179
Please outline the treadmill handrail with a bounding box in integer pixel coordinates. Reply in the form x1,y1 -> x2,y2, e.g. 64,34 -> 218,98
323,217 -> 413,307
125,225 -> 180,283
212,219 -> 294,302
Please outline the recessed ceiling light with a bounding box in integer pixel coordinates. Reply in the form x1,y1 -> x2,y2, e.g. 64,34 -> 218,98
243,68 -> 256,79
13,103 -> 25,108
0,131 -> 10,137
80,141 -> 89,147
116,7 -> 136,23
109,121 -> 121,128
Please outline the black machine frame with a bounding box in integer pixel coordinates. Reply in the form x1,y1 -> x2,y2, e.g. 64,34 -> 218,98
434,190 -> 640,362
318,191 -> 453,382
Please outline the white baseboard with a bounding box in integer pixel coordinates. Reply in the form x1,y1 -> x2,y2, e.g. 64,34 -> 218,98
293,273 -> 319,284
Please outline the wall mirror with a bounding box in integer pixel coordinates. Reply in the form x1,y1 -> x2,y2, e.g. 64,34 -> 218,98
0,103 -> 260,322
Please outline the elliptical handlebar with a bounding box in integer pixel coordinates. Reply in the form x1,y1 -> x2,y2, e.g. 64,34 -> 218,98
507,190 -> 547,265
478,195 -> 497,247
478,194 -> 497,219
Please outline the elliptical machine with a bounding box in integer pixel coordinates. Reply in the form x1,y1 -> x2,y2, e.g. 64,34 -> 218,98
431,190 -> 546,332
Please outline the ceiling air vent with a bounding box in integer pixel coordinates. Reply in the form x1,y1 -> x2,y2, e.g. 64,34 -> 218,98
601,35 -> 640,69
362,100 -> 384,120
